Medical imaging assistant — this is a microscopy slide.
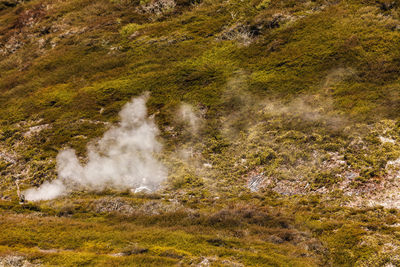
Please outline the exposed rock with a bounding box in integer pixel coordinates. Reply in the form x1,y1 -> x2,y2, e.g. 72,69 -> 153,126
220,260 -> 244,267
197,257 -> 210,267
247,174 -> 264,192
272,178 -> 309,196
23,124 -> 51,138
0,255 -> 36,267
1,36 -> 23,55
0,150 -> 17,164
138,0 -> 176,15
77,119 -> 110,126
379,136 -> 396,144
132,186 -> 151,193
203,163 -> 212,168
91,197 -> 135,215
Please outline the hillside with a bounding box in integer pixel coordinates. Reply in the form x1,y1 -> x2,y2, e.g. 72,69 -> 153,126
1,0 -> 400,266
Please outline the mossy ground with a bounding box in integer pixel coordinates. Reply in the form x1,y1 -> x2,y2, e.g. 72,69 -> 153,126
2,192 -> 400,266
2,0 -> 400,265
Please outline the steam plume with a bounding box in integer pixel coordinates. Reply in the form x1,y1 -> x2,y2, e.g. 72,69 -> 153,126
178,103 -> 201,134
24,94 -> 167,201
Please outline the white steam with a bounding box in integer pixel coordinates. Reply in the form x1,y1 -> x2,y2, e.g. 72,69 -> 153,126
24,94 -> 167,201
24,180 -> 66,201
178,103 -> 201,134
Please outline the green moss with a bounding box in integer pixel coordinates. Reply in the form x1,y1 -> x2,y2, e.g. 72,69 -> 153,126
120,23 -> 144,38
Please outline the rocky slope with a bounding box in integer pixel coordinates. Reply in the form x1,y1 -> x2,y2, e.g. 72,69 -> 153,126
2,0 -> 400,266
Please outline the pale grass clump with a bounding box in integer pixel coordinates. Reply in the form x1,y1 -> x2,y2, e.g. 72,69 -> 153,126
219,24 -> 254,46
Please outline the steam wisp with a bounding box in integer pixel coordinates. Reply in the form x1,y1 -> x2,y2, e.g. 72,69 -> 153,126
24,94 -> 167,201
178,103 -> 201,133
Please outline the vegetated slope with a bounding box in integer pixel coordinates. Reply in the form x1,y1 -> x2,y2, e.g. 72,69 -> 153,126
1,0 -> 400,266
